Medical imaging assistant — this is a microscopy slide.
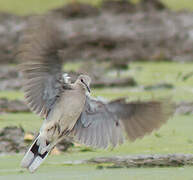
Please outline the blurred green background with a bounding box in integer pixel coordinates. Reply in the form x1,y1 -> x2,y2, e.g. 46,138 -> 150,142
0,0 -> 193,179
0,0 -> 192,15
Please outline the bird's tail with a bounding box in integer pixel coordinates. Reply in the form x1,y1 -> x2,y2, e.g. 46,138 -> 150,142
21,134 -> 52,173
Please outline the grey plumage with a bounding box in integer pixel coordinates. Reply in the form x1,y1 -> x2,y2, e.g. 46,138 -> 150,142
72,97 -> 172,148
17,17 -> 173,173
18,19 -> 65,118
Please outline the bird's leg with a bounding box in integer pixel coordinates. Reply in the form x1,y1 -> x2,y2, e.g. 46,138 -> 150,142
38,125 -> 68,154
47,136 -> 65,151
116,70 -> 121,78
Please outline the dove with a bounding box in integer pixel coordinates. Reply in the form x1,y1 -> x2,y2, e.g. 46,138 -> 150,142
17,18 -> 172,173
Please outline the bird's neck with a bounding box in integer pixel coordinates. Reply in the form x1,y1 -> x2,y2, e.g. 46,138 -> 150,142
72,81 -> 86,92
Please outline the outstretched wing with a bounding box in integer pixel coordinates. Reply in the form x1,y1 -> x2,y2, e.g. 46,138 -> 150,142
72,96 -> 173,148
18,18 -> 66,118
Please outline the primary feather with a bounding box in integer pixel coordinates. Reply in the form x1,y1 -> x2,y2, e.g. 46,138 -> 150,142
72,97 -> 172,148
18,17 -> 65,118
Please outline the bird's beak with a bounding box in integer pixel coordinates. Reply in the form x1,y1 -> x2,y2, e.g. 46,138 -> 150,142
83,82 -> 90,93
86,84 -> 91,93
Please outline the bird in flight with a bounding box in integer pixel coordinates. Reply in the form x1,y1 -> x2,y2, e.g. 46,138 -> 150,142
18,18 -> 172,173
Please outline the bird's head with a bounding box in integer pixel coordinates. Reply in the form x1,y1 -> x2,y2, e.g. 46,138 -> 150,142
76,75 -> 91,93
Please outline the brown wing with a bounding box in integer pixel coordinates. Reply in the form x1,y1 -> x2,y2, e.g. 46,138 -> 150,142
72,96 -> 173,148
17,17 -> 65,118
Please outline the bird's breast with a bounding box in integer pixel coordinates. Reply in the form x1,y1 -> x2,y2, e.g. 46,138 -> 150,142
44,89 -> 86,133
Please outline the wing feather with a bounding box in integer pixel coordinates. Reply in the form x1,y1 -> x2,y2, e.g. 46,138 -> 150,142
17,17 -> 65,118
72,96 -> 173,148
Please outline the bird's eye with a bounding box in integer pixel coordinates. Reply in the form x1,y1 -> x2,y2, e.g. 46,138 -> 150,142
81,79 -> 83,83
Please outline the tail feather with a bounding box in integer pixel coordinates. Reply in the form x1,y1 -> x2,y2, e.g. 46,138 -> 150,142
21,135 -> 50,173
